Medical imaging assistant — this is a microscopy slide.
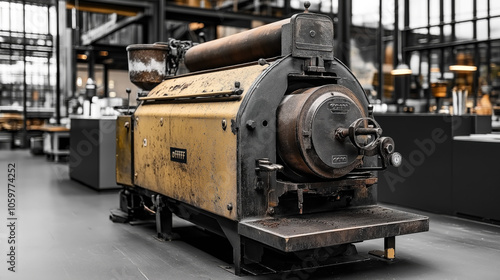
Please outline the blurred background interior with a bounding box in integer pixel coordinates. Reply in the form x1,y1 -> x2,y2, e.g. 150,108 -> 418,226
2,0 -> 500,149
1,1 -> 500,278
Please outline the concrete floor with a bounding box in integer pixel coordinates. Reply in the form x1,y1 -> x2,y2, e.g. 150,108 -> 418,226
1,150 -> 500,280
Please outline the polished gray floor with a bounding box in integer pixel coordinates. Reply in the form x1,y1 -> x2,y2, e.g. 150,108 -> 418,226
1,150 -> 499,280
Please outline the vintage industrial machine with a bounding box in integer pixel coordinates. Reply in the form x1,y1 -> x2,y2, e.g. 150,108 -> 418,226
112,4 -> 429,275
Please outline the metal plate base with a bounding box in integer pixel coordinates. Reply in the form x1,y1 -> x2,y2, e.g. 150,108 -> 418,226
238,205 -> 429,252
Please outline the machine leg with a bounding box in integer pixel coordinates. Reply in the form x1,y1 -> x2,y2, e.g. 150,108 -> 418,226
219,219 -> 243,275
369,236 -> 396,260
109,189 -> 132,223
233,236 -> 242,275
156,196 -> 178,241
384,236 -> 396,259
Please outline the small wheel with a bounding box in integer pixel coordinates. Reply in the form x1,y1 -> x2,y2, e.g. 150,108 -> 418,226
348,118 -> 382,151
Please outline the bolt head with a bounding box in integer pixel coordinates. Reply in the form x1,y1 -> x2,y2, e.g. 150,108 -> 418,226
222,119 -> 227,130
246,120 -> 256,130
384,143 -> 394,154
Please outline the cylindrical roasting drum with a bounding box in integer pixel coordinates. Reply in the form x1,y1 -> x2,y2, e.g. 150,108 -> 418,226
184,19 -> 289,72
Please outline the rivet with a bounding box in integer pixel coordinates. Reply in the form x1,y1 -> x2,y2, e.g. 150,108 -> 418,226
160,118 -> 164,126
222,119 -> 227,130
143,138 -> 147,147
227,203 -> 233,211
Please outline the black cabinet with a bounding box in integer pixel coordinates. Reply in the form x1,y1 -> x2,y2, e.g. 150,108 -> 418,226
69,117 -> 119,190
375,114 -> 491,214
452,136 -> 500,222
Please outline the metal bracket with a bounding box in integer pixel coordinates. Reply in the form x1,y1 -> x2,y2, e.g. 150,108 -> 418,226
305,56 -> 326,72
255,158 -> 284,173
255,159 -> 283,216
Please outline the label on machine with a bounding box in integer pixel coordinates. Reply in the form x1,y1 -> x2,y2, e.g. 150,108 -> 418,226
170,147 -> 187,163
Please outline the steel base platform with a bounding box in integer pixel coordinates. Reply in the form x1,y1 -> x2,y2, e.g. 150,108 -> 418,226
238,205 -> 429,252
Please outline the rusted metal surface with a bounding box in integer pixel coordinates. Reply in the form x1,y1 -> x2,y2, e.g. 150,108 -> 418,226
126,44 -> 168,90
115,9 -> 429,275
239,205 -> 429,252
277,85 -> 368,179
115,115 -> 133,186
184,19 -> 289,72
133,63 -> 268,221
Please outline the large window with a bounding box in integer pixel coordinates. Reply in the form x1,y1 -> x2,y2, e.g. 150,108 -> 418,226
0,1 -> 56,110
405,0 -> 500,112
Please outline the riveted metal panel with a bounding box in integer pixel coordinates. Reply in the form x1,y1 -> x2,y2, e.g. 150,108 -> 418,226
116,115 -> 133,186
133,64 -> 268,221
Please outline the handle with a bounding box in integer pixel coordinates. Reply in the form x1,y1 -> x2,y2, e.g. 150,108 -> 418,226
335,118 -> 382,151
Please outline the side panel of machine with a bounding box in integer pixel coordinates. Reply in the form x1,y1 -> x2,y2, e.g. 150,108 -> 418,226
237,57 -> 372,219
133,65 -> 268,221
116,115 -> 133,186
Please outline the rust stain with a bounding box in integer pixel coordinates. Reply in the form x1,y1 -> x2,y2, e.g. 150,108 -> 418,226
133,64 -> 268,220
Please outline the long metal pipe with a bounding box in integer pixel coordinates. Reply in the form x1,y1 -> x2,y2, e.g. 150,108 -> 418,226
184,19 -> 289,72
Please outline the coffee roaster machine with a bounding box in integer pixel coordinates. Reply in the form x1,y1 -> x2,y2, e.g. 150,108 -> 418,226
112,5 -> 429,275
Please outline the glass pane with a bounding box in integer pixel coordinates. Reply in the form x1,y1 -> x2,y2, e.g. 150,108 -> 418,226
0,2 -> 11,30
443,25 -> 452,41
492,1 -> 500,16
455,0 -> 473,21
9,3 -> 23,32
477,20 -> 489,40
352,0 -> 379,27
429,27 -> 440,43
381,0 -> 394,28
411,28 -> 428,45
25,5 -> 49,34
430,50 -> 441,84
455,22 -> 474,40
443,0 -> 452,23
429,0 -> 440,26
409,0 -> 427,28
490,43 -> 500,99
477,0 -> 488,18
443,49 -> 453,74
491,17 -> 500,39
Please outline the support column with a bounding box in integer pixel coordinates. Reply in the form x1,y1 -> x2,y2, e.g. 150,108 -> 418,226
377,0 -> 384,101
369,236 -> 396,260
155,196 -> 178,241
336,0 -> 351,68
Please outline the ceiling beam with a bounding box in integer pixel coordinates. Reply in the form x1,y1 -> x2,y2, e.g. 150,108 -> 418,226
81,12 -> 145,46
66,0 -> 152,17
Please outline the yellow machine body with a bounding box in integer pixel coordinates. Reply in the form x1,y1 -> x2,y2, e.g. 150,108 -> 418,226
132,64 -> 267,220
113,11 -> 429,275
